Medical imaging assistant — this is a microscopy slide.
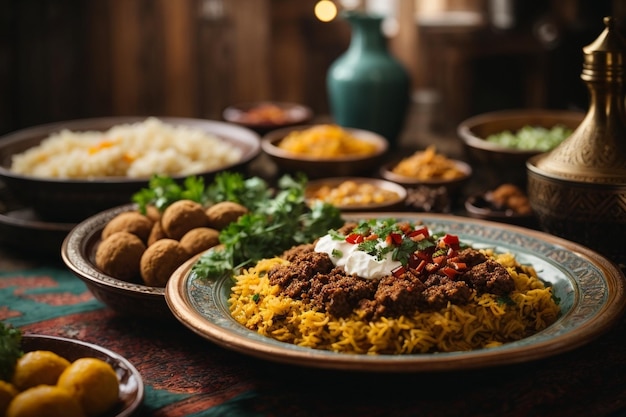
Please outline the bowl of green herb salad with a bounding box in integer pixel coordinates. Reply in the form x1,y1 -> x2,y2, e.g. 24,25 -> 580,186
61,172 -> 344,318
457,109 -> 584,186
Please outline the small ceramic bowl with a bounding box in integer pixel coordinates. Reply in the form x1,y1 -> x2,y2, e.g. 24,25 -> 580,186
0,117 -> 261,222
305,177 -> 407,212
261,124 -> 388,179
457,109 -> 584,185
222,101 -> 313,134
465,194 -> 538,228
20,334 -> 144,417
379,158 -> 472,198
61,204 -> 171,318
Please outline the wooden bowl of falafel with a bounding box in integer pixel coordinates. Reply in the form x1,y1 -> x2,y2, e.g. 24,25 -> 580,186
61,199 -> 248,318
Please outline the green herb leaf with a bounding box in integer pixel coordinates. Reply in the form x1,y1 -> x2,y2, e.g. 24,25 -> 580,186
358,239 -> 379,256
132,175 -> 206,214
0,322 -> 22,381
191,173 -> 343,280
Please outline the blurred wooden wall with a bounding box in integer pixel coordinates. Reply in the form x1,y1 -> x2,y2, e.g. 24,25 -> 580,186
0,0 -> 350,135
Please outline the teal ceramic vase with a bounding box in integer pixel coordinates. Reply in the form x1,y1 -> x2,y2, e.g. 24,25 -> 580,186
327,12 -> 410,147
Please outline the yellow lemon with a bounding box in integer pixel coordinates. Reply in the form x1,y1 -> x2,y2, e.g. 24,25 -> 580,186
6,385 -> 85,417
11,351 -> 71,391
57,357 -> 119,417
0,380 -> 19,416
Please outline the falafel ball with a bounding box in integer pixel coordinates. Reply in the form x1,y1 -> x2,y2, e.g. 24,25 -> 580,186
147,221 -> 167,246
95,231 -> 146,282
205,201 -> 248,230
160,200 -> 209,240
179,227 -> 220,256
145,205 -> 162,222
140,238 -> 189,287
101,211 -> 154,243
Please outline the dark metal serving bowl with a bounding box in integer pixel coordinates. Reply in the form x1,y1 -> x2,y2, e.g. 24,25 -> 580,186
0,117 -> 261,223
61,204 -> 171,318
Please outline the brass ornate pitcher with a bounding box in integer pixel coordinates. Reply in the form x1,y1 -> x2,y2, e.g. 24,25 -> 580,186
527,17 -> 626,268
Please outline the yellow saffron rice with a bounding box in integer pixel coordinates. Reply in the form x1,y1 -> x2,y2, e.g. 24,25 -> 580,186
228,251 -> 560,354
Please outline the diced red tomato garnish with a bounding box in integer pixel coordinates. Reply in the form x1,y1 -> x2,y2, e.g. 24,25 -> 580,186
385,232 -> 403,245
414,259 -> 427,272
442,266 -> 459,278
448,262 -> 467,271
346,233 -> 364,244
432,255 -> 447,265
390,233 -> 403,244
408,227 -> 429,239
391,265 -> 406,277
441,234 -> 460,250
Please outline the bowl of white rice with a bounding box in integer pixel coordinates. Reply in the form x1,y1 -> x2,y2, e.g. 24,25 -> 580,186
0,117 -> 261,222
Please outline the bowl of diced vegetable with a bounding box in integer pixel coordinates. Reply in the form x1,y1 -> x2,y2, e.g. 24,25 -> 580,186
457,109 -> 584,185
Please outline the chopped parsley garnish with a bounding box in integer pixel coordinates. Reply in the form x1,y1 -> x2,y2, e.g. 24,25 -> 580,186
357,239 -> 378,256
342,218 -> 437,266
329,229 -> 345,241
393,238 -> 425,266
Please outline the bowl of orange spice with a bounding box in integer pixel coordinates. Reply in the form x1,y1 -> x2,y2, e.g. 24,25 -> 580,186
261,124 -> 388,179
380,145 -> 472,196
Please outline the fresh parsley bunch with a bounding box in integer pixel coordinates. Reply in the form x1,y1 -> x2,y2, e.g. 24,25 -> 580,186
192,174 -> 343,280
133,175 -> 207,213
131,171 -> 343,280
132,172 -> 271,214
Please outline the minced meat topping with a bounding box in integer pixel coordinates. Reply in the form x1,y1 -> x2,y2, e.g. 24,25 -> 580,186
268,244 -> 515,321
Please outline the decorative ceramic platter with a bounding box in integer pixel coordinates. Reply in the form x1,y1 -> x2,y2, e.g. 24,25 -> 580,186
21,334 -> 144,416
165,213 -> 626,372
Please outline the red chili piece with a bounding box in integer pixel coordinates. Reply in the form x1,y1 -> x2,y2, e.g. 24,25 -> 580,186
346,233 -> 364,244
408,227 -> 429,239
392,265 -> 406,277
442,266 -> 459,278
441,234 -> 460,250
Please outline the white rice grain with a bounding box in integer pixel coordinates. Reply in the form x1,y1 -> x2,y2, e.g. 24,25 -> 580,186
10,118 -> 243,179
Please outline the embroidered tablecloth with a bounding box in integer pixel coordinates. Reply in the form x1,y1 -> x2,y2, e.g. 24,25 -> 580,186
2,248 -> 626,417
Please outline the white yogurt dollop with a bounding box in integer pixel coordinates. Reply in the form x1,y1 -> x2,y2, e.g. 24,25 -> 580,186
314,234 -> 401,280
